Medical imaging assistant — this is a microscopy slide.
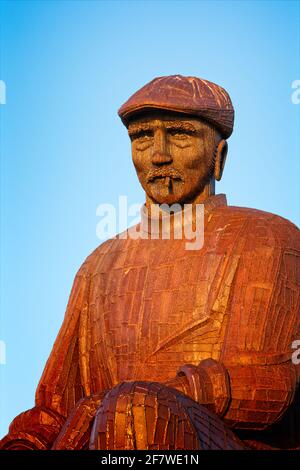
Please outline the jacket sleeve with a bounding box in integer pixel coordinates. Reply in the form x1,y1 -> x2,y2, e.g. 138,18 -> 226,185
0,260 -> 91,449
177,217 -> 300,430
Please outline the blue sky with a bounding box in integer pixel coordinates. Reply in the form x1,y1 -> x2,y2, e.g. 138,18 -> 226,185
0,0 -> 299,438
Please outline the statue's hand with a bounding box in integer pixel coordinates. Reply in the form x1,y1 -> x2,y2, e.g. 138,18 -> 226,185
164,373 -> 191,396
171,359 -> 231,417
52,391 -> 108,450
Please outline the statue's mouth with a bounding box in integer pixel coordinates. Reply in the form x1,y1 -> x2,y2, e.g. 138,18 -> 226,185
146,169 -> 183,183
146,170 -> 183,194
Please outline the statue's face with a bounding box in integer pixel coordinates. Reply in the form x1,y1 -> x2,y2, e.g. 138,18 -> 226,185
128,113 -> 219,205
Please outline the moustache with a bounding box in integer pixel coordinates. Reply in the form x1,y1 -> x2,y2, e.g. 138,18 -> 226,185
146,168 -> 183,182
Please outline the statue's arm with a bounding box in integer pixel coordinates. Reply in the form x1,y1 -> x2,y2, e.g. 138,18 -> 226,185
220,234 -> 300,430
0,261 -> 92,449
166,226 -> 300,431
168,359 -> 298,431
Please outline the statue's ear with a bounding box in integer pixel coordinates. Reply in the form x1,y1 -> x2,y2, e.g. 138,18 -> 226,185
214,140 -> 228,181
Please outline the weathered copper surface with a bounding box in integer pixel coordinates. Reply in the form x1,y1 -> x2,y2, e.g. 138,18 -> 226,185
1,75 -> 299,450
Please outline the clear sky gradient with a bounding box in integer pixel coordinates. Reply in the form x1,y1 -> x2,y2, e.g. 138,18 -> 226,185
0,0 -> 299,438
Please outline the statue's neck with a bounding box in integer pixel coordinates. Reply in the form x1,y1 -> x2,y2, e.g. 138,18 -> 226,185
145,178 -> 215,211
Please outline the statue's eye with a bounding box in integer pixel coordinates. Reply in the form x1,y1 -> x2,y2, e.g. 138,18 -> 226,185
168,129 -> 192,139
130,130 -> 153,142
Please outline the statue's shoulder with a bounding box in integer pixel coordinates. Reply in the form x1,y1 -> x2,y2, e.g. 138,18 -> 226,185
78,232 -> 131,276
81,238 -> 116,271
218,204 -> 300,250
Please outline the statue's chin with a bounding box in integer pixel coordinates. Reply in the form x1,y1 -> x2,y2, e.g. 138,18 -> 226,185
147,191 -> 188,206
146,187 -> 207,207
142,178 -> 208,205
145,180 -> 188,206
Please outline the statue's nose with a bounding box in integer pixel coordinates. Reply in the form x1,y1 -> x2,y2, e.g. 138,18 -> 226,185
151,128 -> 172,166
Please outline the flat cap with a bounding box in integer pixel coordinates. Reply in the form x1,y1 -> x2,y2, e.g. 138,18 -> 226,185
118,75 -> 234,138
